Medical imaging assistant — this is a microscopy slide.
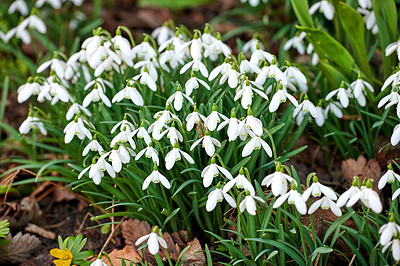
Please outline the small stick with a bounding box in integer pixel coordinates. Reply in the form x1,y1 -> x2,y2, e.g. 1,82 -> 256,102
99,217 -> 126,255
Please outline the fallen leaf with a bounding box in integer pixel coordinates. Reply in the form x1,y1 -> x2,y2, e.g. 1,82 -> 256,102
102,245 -> 141,266
0,232 -> 41,264
181,238 -> 206,266
341,156 -> 381,187
53,188 -> 78,202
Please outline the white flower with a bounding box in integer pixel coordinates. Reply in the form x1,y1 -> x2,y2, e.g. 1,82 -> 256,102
393,188 -> 400,200
133,69 -> 157,92
134,58 -> 159,81
135,227 -> 167,255
273,181 -> 307,215
180,58 -> 209,78
201,157 -> 233,187
190,130 -> 221,157
82,138 -> 104,156
358,8 -> 378,35
66,102 -> 91,121
130,123 -> 151,145
350,75 -> 374,99
269,85 -> 298,113
88,41 -> 121,75
8,0 -> 28,15
108,145 -> 133,173
78,161 -> 104,186
250,44 -> 274,65
206,186 -> 236,212
239,193 -> 264,215
309,0 -> 335,20
358,0 -> 372,9
111,118 -> 135,134
19,113 -> 47,135
242,133 -> 272,157
204,34 -> 232,60
37,58 -> 66,79
302,176 -> 337,201
243,38 -> 264,54
382,70 -> 400,92
185,73 -> 210,96
382,238 -> 400,262
223,168 -> 255,195
179,34 -> 204,60
132,38 -> 157,60
17,79 -> 42,103
378,89 -> 400,109
166,85 -> 194,111
293,97 -> 318,121
315,106 -> 326,127
165,143 -> 195,170
346,179 -> 382,213
64,117 -> 92,143
185,107 -> 206,131
308,196 -> 342,216
378,165 -> 400,189
217,109 -> 241,141
143,166 -> 170,190
255,58 -> 287,86
325,101 -> 343,118
90,259 -> 107,266
38,78 -> 72,104
241,0 -> 268,7
261,166 -> 294,196
111,126 -> 136,149
325,84 -> 350,108
391,123 -> 400,146
112,81 -> 144,106
306,43 -> 319,65
336,179 -> 361,207
205,105 -> 228,131
159,49 -> 184,72
151,23 -> 174,45
243,108 -> 264,136
284,66 -> 308,92
36,0 -> 62,8
239,54 -> 261,74
385,40 -> 400,60
380,215 -> 400,246
234,80 -> 269,109
157,124 -> 183,145
82,85 -> 112,107
283,32 -> 306,55
209,60 -> 232,81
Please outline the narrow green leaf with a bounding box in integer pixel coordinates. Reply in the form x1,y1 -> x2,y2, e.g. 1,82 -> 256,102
290,0 -> 314,28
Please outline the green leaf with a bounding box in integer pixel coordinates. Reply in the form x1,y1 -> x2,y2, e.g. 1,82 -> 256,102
290,0 -> 314,28
162,208 -> 180,227
338,2 -> 371,78
296,26 -> 358,79
318,59 -> 348,88
311,246 -> 333,262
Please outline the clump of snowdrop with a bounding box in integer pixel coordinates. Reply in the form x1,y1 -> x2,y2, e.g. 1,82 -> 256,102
346,178 -> 382,213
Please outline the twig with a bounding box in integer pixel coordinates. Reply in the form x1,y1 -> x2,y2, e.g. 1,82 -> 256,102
99,217 -> 126,255
77,212 -> 95,234
348,254 -> 356,266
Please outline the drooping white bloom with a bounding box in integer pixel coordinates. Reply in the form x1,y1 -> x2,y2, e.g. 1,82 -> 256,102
382,71 -> 400,92
179,34 -> 204,60
240,0 -> 268,7
208,60 -> 232,81
391,123 -> 400,146
325,83 -> 350,108
37,58 -> 66,79
166,85 -> 194,111
134,58 -> 159,81
255,58 -> 287,86
308,196 -> 342,216
90,258 -> 107,266
156,124 -> 183,146
66,102 -> 91,121
383,238 -> 400,262
217,109 -> 241,141
269,84 -> 298,112
8,0 -> 28,15
19,113 -> 47,135
82,85 -> 112,107
261,165 -> 294,196
82,138 -> 104,156
17,79 -> 42,103
306,43 -> 319,65
239,193 -> 265,215
78,160 -> 104,185
143,166 -> 170,190
239,53 -> 261,74
185,107 -> 207,131
190,130 -> 221,157
180,58 -> 209,78
302,176 -> 337,202
205,104 -> 228,131
133,69 -> 157,92
206,185 -> 236,212
234,80 -> 269,109
130,123 -> 151,145
184,73 -> 210,96
283,32 -> 306,55
112,31 -> 133,65
108,145 -> 133,173
350,75 -> 374,99
379,214 -> 400,246
346,179 -> 382,213
378,165 -> 400,189
88,41 -> 121,76
273,181 -> 307,215
242,132 -> 272,157
284,65 -> 308,92
111,118 -> 135,134
243,38 -> 264,54
358,8 -> 378,34
64,117 -> 93,143
150,108 -> 182,138
111,126 -> 136,149
393,188 -> 400,200
358,0 -> 372,9
159,48 -> 184,71
309,0 -> 335,20
250,43 -> 274,65
378,88 -> 400,109
201,157 -> 233,187
218,65 -> 241,88
204,33 -> 232,60
385,40 -> 400,60
131,38 -> 157,60
151,23 -> 174,46
135,227 -> 167,255
223,168 -> 255,196
336,178 -> 361,207
293,97 -> 318,123
243,108 -> 264,136
315,106 -> 326,127
165,142 -> 195,170
324,101 -> 343,118
112,82 -> 144,106
37,78 -> 72,104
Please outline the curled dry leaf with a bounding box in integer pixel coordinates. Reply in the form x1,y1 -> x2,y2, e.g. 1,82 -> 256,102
101,245 -> 140,266
0,232 -> 41,264
181,238 -> 206,266
341,156 -> 381,187
0,196 -> 41,230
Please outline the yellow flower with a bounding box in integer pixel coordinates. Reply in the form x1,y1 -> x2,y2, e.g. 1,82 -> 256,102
50,248 -> 73,266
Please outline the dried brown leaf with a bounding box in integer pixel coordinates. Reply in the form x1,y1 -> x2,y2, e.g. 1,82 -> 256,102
181,238 -> 206,266
0,232 -> 41,264
341,156 -> 381,186
102,245 -> 141,266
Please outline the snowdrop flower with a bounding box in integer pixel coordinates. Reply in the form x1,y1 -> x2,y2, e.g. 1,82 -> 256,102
217,108 -> 241,141
205,104 -> 228,131
82,84 -> 112,107
131,37 -> 157,60
209,58 -> 232,81
273,181 -> 307,215
382,70 -> 400,92
201,156 -> 233,187
112,29 -> 134,66
84,77 -> 113,92
243,37 -> 264,54
382,238 -> 400,262
185,106 -> 206,131
242,132 -> 272,157
152,107 -> 182,132
284,64 -> 308,92
223,167 -> 255,196
111,116 -> 135,134
179,31 -> 204,60
157,123 -> 183,146
261,163 -> 294,196
350,73 -> 374,99
112,81 -> 144,106
380,213 -> 400,246
165,141 -> 195,170
218,64 -> 241,88
37,77 -> 71,104
82,136 -> 104,156
159,49 -> 184,73
325,82 -> 350,108
158,32 -> 186,54
302,175 -> 337,201
151,22 -> 174,46
391,123 -> 400,146
239,53 -> 261,74
88,40 -> 121,69
107,145 -> 133,173
110,126 -> 136,149
64,116 -> 93,143
185,72 -> 210,96
234,79 -> 269,109
66,101 -> 91,121
82,34 -> 103,56
133,67 -> 157,92
166,84 -> 194,111
130,122 -> 151,145
17,78 -> 42,103
309,0 -> 335,20
135,226 -> 167,255
337,177 -> 362,207
143,165 -> 170,190
293,95 -> 318,123
358,0 -> 372,9
78,159 -> 104,185
239,191 -> 265,215
255,57 -> 287,86
315,105 -> 326,127
201,25 -> 217,46
204,33 -> 232,60
206,183 -> 236,212
393,188 -> 400,200
8,0 -> 28,16
283,32 -> 306,55
19,111 -> 47,135
190,129 -> 221,157
240,0 -> 268,7
346,179 -> 382,213
378,164 -> 400,189
324,101 -> 343,118
308,196 -> 342,216
269,83 -> 298,112
37,57 -> 66,79
135,58 -> 159,81
358,8 -> 378,35
36,0 -> 62,8
378,87 -> 400,109
180,58 -> 209,78
250,42 -> 274,65
385,40 -> 400,60
243,107 -> 264,136
237,120 -> 251,141
90,258 -> 107,266
306,43 -> 319,65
